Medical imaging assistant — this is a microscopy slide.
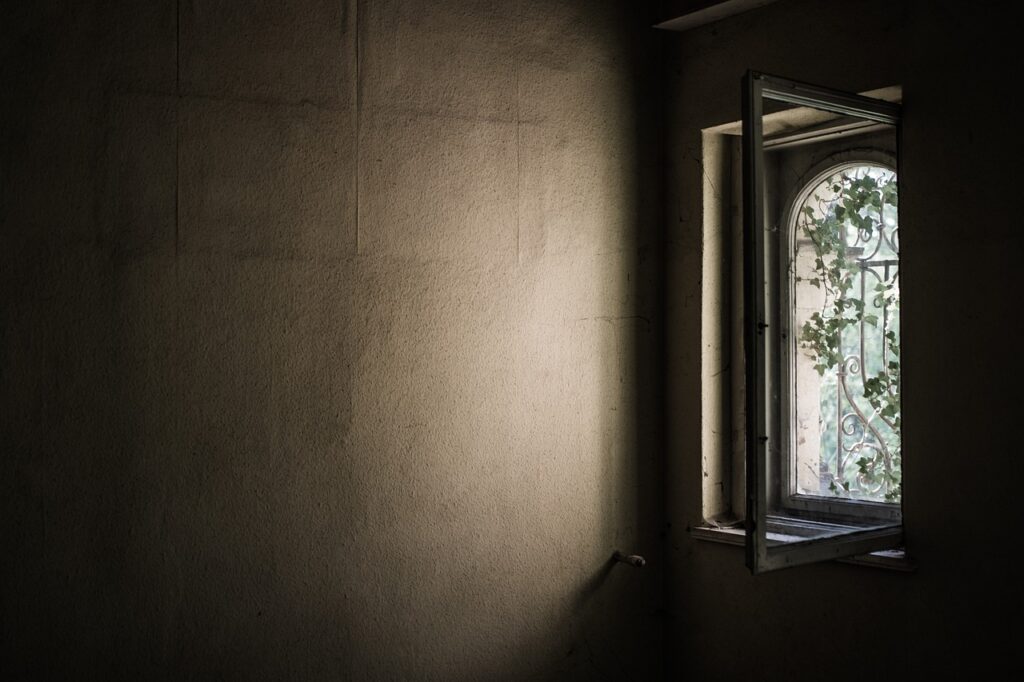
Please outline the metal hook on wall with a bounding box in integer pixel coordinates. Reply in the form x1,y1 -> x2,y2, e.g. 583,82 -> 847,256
612,551 -> 646,568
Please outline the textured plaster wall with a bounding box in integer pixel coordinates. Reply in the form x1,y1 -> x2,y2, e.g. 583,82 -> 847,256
1,2 -> 663,679
665,0 -> 1022,679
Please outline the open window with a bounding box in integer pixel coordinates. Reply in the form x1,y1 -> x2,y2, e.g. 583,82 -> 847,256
742,72 -> 904,573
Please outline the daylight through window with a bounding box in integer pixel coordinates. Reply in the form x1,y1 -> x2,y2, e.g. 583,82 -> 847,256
788,164 -> 901,505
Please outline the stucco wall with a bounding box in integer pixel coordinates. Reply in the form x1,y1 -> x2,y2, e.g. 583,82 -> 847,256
665,0 -> 1021,679
1,2 -> 664,679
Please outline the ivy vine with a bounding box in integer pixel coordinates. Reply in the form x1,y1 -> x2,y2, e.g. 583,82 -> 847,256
794,167 -> 901,502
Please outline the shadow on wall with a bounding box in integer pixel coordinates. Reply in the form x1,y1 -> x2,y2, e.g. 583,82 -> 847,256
0,1 -> 666,679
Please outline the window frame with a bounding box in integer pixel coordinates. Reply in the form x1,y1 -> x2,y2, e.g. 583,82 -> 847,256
742,71 -> 905,573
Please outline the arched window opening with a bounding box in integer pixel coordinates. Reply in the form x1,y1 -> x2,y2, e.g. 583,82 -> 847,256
788,164 -> 901,505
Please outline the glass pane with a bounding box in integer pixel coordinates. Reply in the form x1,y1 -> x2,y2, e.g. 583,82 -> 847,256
757,85 -> 901,511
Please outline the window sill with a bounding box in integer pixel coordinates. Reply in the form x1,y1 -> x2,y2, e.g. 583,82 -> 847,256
690,524 -> 917,572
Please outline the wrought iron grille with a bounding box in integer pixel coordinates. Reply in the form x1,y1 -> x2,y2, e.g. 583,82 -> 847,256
793,165 -> 901,503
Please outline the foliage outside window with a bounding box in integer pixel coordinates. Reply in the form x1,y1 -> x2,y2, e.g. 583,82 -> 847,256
791,165 -> 901,504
